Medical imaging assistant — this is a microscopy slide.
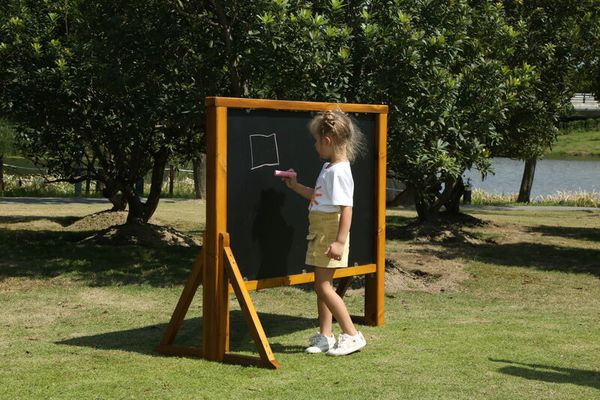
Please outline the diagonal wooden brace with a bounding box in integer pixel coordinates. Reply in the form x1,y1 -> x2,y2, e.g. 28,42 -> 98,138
222,233 -> 281,369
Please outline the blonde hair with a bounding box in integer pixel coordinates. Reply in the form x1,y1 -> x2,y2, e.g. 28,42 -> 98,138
309,109 -> 365,162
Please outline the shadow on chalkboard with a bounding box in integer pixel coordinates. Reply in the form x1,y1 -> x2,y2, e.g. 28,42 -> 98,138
252,189 -> 294,279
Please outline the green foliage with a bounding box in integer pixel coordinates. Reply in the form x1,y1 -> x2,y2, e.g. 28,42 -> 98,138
0,119 -> 14,156
249,1 -> 354,101
359,1 -> 516,216
493,0 -> 596,161
1,0 -> 598,222
574,1 -> 600,100
0,0 -> 205,220
559,118 -> 600,133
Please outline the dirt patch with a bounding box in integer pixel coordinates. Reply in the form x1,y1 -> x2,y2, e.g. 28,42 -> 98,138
66,211 -> 128,232
64,210 -> 198,247
342,252 -> 468,295
80,222 -> 200,247
384,254 -> 469,294
394,212 -> 493,245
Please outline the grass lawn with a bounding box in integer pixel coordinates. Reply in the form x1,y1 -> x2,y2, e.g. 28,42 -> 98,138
1,200 -> 599,399
545,130 -> 600,159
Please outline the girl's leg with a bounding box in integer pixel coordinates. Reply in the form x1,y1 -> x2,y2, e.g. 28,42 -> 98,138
317,296 -> 333,337
314,267 -> 358,336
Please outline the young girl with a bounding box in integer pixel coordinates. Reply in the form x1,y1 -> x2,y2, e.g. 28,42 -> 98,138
282,109 -> 366,356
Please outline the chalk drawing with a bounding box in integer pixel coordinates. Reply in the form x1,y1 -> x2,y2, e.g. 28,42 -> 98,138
249,133 -> 280,170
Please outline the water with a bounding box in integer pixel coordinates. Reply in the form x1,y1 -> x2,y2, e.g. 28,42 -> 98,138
463,158 -> 600,197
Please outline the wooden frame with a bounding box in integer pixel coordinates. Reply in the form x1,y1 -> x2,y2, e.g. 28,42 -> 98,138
156,97 -> 388,368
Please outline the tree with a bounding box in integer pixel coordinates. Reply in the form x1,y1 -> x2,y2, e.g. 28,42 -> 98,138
582,3 -> 600,99
497,0 -> 596,202
1,0 -> 206,223
0,119 -> 14,195
359,0 -> 518,220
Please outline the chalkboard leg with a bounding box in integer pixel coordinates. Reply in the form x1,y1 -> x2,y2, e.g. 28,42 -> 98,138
222,234 -> 281,369
364,271 -> 385,326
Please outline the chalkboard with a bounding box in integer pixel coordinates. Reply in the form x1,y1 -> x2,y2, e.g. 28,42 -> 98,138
227,108 -> 377,280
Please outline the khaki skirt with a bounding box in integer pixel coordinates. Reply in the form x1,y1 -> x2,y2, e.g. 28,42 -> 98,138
305,211 -> 350,268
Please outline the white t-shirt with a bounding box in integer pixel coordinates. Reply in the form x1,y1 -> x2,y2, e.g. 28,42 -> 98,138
309,161 -> 354,212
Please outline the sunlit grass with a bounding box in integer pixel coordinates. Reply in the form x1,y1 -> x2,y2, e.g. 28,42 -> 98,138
545,129 -> 600,159
1,201 -> 599,399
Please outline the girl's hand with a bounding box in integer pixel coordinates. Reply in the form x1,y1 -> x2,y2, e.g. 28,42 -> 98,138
281,168 -> 298,189
325,241 -> 345,261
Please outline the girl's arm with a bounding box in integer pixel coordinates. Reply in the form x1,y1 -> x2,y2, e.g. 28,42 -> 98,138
290,183 -> 315,200
336,205 -> 352,244
282,169 -> 314,200
326,205 -> 352,260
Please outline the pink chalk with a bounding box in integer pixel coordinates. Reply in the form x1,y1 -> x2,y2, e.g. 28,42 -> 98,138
274,170 -> 297,178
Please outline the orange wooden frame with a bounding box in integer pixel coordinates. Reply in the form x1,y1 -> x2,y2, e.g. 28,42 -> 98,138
156,97 -> 388,369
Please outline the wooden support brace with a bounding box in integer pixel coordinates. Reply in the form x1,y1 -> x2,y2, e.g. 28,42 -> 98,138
222,234 -> 281,369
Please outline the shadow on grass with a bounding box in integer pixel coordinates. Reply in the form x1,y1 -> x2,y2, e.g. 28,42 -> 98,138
490,359 -> 600,391
0,215 -> 80,226
386,212 -> 600,276
428,241 -> 600,276
57,311 -> 315,356
386,212 -> 488,241
527,225 -> 600,243
0,197 -> 109,205
386,214 -> 415,241
0,229 -> 199,287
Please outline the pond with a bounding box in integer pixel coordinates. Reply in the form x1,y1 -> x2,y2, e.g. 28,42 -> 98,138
464,158 -> 600,197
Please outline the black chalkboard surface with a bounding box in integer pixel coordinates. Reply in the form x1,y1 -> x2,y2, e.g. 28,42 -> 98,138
227,108 -> 376,280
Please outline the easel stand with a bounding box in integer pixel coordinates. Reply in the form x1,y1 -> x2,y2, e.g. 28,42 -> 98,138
155,97 -> 387,369
154,231 -> 380,369
155,232 -> 281,369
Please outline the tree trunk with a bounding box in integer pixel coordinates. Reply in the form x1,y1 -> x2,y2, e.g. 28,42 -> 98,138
109,193 -> 127,211
431,178 -> 456,213
415,177 -> 465,221
74,163 -> 82,197
102,183 -> 127,211
168,164 -> 175,197
517,158 -> 537,203
415,196 -> 433,222
443,177 -> 465,214
0,154 -> 4,195
192,153 -> 206,199
74,182 -> 82,197
126,191 -> 145,225
135,178 -> 144,196
125,148 -> 168,225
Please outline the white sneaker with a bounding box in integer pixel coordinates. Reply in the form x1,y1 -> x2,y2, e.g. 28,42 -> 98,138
305,332 -> 336,354
326,332 -> 366,356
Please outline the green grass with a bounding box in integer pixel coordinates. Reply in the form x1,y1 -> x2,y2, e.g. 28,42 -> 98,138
1,201 -> 600,399
545,130 -> 600,159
